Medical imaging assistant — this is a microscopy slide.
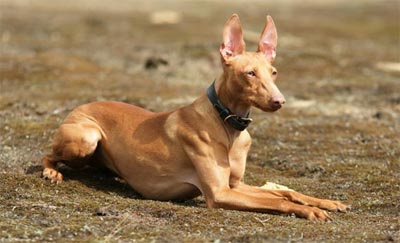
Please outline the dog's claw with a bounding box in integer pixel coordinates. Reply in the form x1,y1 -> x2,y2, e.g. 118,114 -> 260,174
296,207 -> 332,221
42,168 -> 63,184
338,205 -> 350,213
319,200 -> 349,212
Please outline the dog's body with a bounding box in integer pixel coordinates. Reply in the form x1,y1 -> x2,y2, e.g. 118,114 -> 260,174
42,14 -> 348,220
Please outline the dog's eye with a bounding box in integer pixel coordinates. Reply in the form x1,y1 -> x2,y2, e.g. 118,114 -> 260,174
272,70 -> 278,76
247,71 -> 256,77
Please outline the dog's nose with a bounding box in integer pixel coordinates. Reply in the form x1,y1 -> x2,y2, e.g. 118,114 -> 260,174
272,96 -> 286,106
269,95 -> 285,111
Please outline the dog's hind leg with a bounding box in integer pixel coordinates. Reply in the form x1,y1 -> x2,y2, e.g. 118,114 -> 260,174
42,122 -> 102,183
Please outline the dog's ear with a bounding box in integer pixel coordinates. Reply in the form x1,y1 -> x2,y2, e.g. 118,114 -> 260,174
258,15 -> 277,62
220,14 -> 246,62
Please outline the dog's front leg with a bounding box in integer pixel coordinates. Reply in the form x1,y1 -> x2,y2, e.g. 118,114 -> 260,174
182,137 -> 331,220
233,183 -> 349,212
200,168 -> 331,220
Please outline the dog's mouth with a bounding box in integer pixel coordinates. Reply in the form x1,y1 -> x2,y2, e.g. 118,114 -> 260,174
269,103 -> 282,111
253,102 -> 282,112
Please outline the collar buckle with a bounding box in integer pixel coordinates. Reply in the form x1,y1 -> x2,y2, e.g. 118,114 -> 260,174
223,114 -> 237,123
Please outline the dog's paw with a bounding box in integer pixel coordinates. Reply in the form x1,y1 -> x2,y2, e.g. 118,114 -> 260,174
42,168 -> 63,184
319,200 -> 350,212
298,206 -> 332,221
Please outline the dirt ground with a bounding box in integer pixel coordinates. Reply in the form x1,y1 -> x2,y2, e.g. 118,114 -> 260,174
0,0 -> 399,242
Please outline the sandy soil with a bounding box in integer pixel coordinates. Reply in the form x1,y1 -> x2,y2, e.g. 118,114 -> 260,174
0,0 -> 399,242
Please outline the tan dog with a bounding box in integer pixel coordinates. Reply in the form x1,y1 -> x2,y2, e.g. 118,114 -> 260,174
42,14 -> 348,220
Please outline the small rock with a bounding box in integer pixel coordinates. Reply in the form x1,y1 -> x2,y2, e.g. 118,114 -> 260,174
149,11 -> 182,25
373,111 -> 383,119
52,108 -> 63,115
95,206 -> 117,216
287,98 -> 316,109
372,111 -> 392,120
35,107 -> 47,115
375,62 -> 400,73
387,235 -> 395,242
144,57 -> 168,69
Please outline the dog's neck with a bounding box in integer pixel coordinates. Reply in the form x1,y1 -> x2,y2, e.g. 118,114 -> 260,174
211,73 -> 251,141
215,74 -> 251,119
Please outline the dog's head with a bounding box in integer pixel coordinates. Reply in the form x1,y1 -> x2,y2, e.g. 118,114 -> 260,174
219,14 -> 285,112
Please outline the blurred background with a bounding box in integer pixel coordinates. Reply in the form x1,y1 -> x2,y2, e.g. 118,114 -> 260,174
0,0 -> 399,242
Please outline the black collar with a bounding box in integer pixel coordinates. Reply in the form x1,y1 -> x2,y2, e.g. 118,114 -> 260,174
206,81 -> 252,131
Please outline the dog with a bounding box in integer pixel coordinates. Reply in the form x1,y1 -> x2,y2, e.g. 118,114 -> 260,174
42,14 -> 348,220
